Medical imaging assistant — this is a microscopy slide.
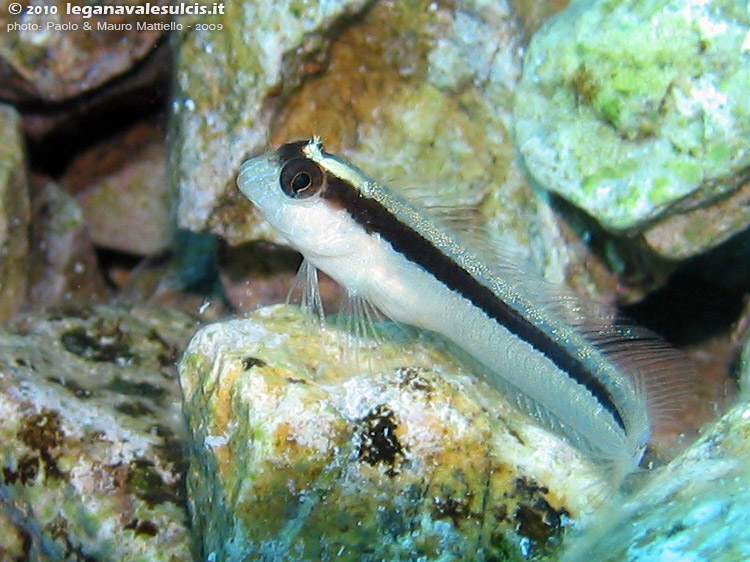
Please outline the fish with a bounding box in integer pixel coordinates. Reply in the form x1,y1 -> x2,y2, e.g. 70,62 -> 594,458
237,137 -> 690,482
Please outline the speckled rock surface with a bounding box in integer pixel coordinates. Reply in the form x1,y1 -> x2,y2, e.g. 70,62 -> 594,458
0,104 -> 30,325
28,179 -> 110,308
170,0 -> 369,240
0,304 -> 198,561
180,304 -> 608,562
0,0 -> 169,102
562,396 -> 750,562
61,122 -> 173,256
515,0 -> 750,252
171,0 -> 598,290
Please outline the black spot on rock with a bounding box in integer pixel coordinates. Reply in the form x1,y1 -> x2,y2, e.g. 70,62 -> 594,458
158,353 -> 176,369
18,524 -> 32,560
124,518 -> 159,537
115,401 -> 156,417
433,494 -> 474,526
19,410 -> 62,451
106,375 -> 167,404
2,465 -> 19,485
152,424 -> 186,471
46,376 -> 95,399
19,411 -> 65,480
241,356 -> 266,370
356,405 -> 404,476
509,477 -> 569,545
127,459 -> 182,507
397,367 -> 433,393
135,520 -> 159,537
61,326 -> 137,365
515,502 -> 562,542
17,455 -> 40,485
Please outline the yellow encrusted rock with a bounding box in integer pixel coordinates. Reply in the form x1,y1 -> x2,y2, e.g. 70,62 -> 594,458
179,304 -> 609,562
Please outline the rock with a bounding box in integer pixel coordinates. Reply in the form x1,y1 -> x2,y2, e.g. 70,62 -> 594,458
512,0 -> 569,36
170,0 -> 370,241
642,175 -> 750,260
21,42 -> 172,148
0,0 -> 169,102
736,319 -> 750,399
180,304 -> 608,562
514,0 -> 750,255
0,104 -> 30,325
28,178 -> 110,308
61,122 -> 174,256
562,397 -> 750,561
0,304 -> 199,561
0,508 -> 27,559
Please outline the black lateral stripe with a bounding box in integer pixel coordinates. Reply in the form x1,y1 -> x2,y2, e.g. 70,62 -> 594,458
321,173 -> 627,432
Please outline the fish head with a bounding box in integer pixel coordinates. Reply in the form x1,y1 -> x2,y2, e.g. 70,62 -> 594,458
237,139 -> 372,260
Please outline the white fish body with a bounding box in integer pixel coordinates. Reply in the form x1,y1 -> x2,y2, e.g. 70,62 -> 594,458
237,138 -> 687,482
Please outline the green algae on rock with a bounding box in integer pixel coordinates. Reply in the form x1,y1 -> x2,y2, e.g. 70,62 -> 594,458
179,304 -> 610,562
514,0 -> 750,245
0,305 -> 198,561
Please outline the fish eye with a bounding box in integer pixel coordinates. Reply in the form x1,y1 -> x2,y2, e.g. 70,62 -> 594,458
280,158 -> 324,199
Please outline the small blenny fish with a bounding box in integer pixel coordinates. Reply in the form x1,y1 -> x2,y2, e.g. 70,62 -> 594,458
237,138 -> 690,482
